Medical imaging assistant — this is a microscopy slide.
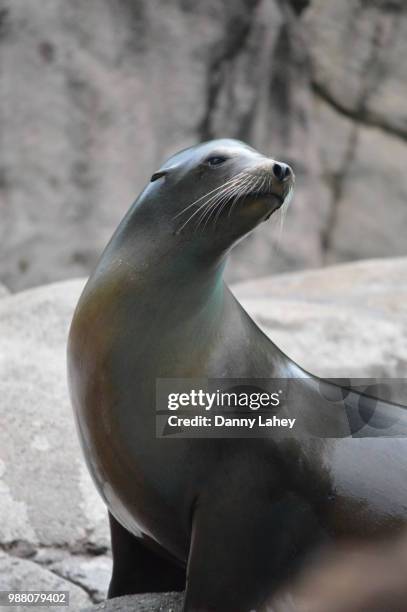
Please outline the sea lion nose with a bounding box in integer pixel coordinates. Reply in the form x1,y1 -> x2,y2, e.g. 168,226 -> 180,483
272,162 -> 292,182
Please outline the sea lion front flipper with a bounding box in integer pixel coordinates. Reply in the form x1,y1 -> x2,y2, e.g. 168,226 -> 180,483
107,512 -> 186,598
183,490 -> 319,612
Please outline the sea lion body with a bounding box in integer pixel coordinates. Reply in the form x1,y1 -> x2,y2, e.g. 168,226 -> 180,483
68,139 -> 407,611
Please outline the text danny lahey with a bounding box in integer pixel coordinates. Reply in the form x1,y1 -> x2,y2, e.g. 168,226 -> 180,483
167,415 -> 296,429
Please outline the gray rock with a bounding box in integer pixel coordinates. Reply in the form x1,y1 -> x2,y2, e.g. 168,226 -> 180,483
234,257 -> 407,377
302,1 -> 407,273
313,98 -> 407,264
306,0 -> 407,136
81,592 -> 183,612
50,555 -> 112,603
306,1 -> 407,269
327,124 -> 407,263
79,590 -> 296,611
0,279 -> 109,552
0,551 -> 91,611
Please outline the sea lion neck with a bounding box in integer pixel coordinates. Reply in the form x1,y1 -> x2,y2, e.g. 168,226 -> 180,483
94,216 -> 229,324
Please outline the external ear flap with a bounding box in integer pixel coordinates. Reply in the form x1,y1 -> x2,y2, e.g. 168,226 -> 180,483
150,170 -> 168,182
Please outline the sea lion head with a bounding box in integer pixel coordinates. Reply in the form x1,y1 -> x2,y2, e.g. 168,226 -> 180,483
131,139 -> 294,256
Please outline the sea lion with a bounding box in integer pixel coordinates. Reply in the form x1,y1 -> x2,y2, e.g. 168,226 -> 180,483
68,139 -> 407,611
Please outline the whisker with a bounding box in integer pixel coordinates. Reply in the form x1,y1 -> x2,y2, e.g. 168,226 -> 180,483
258,175 -> 267,198
276,184 -> 292,243
209,173 -> 250,225
225,175 -> 257,221
197,174 -> 249,231
176,172 -> 247,234
196,174 -> 248,230
176,185 -> 233,234
173,174 -> 242,221
210,173 -> 251,225
173,183 -> 230,220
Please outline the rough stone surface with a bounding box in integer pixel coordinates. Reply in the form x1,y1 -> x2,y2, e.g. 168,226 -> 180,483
0,279 -> 109,552
49,555 -> 112,604
80,591 -> 299,612
234,257 -> 407,378
0,278 -> 110,605
306,1 -> 407,266
306,0 -> 407,136
0,551 -> 91,611
312,85 -> 407,266
81,592 -> 184,612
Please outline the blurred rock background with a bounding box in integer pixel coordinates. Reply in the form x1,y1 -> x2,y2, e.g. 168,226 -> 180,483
1,0 -> 406,291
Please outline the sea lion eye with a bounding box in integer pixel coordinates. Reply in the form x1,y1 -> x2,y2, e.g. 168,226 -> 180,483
150,170 -> 167,182
205,155 -> 228,167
